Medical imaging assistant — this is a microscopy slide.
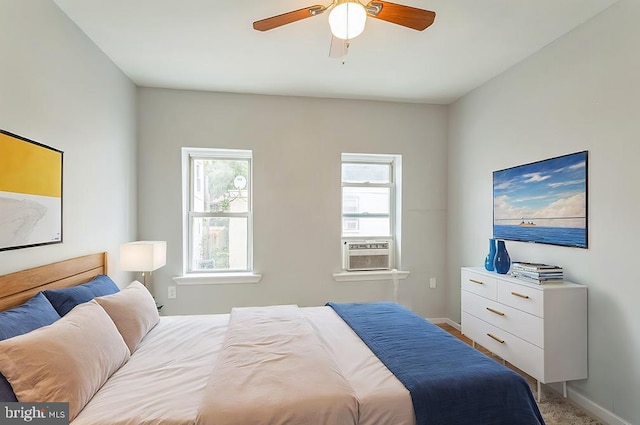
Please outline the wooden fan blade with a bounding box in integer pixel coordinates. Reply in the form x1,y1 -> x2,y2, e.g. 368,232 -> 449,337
366,1 -> 435,31
253,5 -> 325,31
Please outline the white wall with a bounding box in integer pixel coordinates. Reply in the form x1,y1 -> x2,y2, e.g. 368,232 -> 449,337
137,88 -> 448,318
448,1 -> 639,423
0,0 -> 137,284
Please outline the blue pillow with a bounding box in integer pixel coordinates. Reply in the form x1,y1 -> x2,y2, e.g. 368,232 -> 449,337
0,292 -> 61,402
44,275 -> 120,317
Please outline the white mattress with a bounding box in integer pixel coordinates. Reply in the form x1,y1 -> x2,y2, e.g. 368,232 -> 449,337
72,306 -> 415,425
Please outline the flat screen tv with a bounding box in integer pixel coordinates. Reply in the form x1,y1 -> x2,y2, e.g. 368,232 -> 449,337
493,151 -> 588,249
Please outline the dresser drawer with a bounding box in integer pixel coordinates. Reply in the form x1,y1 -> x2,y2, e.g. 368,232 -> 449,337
462,291 -> 543,348
461,269 -> 497,300
497,281 -> 544,317
462,312 -> 543,380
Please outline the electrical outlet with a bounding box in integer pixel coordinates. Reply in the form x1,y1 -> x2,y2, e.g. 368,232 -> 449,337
429,277 -> 437,289
168,286 -> 177,299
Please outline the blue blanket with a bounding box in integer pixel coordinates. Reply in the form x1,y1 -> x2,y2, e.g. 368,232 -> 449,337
327,302 -> 545,425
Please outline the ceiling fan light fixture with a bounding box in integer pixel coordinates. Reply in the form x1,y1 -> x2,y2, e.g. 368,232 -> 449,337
328,1 -> 367,40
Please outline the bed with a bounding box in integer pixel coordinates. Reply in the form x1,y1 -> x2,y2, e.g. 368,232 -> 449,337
0,253 -> 545,425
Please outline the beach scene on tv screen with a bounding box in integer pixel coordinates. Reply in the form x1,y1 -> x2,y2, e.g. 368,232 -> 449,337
493,151 -> 587,248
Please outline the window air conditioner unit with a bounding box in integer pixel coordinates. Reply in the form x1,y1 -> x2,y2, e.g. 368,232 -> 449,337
344,240 -> 392,271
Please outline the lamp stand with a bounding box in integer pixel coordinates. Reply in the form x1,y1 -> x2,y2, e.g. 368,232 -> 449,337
140,271 -> 163,312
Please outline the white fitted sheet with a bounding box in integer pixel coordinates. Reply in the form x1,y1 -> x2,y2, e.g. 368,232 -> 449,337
72,306 -> 415,425
72,314 -> 229,425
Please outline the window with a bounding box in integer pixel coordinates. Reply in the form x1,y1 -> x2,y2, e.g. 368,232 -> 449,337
341,153 -> 402,267
182,148 -> 252,274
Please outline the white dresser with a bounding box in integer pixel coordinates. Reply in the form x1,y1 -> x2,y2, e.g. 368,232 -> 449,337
461,267 -> 587,399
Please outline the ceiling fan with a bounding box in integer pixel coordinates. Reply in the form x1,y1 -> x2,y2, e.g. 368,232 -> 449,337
253,0 -> 436,58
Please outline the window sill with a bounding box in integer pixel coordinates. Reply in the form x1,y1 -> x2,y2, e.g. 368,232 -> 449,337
332,270 -> 410,282
173,272 -> 262,285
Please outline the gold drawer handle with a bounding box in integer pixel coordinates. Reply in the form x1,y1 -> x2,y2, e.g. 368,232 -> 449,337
511,291 -> 530,299
486,307 -> 505,316
487,333 -> 505,344
469,279 -> 484,285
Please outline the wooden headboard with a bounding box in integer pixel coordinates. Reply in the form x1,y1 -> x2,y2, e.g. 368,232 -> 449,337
0,252 -> 107,311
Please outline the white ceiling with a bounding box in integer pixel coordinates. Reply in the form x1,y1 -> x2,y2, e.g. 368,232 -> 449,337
52,0 -> 617,104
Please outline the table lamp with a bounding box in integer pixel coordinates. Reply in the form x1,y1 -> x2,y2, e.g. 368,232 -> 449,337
120,241 -> 167,290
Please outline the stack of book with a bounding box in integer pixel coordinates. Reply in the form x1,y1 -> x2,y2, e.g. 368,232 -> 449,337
510,262 -> 564,284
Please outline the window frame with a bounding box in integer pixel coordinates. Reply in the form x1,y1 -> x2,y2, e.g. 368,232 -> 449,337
181,147 -> 253,275
341,153 -> 402,269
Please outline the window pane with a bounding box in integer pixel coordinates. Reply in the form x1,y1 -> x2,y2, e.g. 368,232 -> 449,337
342,217 -> 390,237
342,187 -> 390,214
342,163 -> 390,184
343,218 -> 359,231
192,159 -> 249,213
190,217 -> 248,271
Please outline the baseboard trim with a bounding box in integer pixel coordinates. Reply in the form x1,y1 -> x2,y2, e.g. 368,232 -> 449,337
546,383 -> 632,425
427,317 -> 461,331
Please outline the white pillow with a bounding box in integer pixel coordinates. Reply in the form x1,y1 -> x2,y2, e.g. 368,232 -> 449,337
95,281 -> 160,353
0,300 -> 130,421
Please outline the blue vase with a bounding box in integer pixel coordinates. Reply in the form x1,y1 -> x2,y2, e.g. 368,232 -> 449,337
494,240 -> 511,274
484,239 -> 497,271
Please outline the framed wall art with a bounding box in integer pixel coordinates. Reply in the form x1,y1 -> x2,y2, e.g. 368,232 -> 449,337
493,151 -> 588,249
0,130 -> 63,251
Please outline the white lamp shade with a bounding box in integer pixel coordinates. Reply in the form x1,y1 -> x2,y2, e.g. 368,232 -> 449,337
329,2 -> 367,40
120,241 -> 167,272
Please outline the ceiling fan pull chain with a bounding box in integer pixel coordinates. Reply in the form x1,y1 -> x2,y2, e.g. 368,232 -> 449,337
342,42 -> 350,65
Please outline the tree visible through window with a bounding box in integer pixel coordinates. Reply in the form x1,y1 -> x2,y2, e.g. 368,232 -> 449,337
183,148 -> 252,273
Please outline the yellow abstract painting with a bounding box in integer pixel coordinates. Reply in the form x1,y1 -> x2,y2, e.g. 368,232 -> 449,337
0,130 -> 63,251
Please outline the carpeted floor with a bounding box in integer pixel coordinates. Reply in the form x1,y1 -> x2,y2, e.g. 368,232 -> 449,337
526,376 -> 602,425
438,323 -> 604,425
